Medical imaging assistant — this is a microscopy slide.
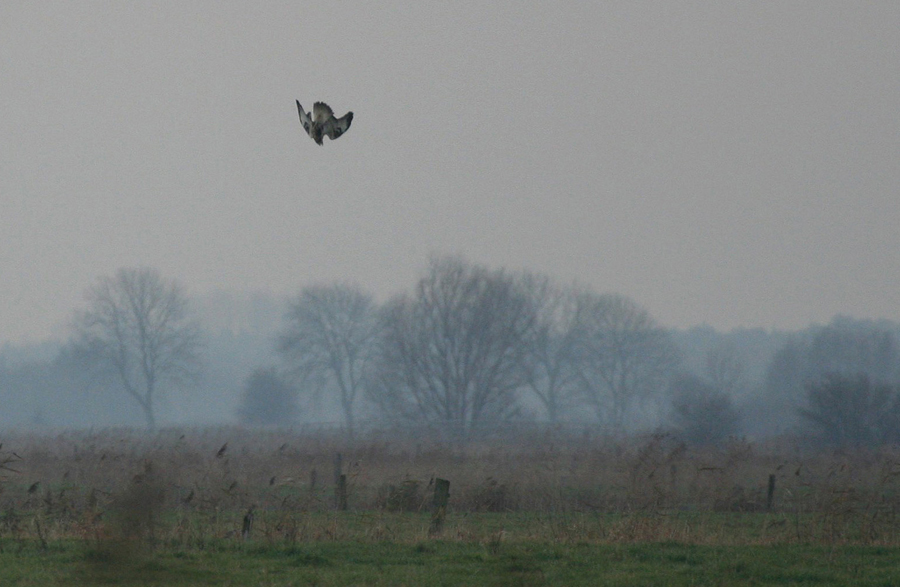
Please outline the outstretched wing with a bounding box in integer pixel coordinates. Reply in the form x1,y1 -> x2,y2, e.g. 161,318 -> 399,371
322,111 -> 353,141
296,100 -> 312,135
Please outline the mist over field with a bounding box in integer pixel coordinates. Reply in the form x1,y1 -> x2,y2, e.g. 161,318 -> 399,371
2,3 -> 900,443
2,261 -> 899,450
5,7 -> 900,585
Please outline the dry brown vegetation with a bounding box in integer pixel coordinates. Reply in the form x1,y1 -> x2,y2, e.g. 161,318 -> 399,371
2,426 -> 900,548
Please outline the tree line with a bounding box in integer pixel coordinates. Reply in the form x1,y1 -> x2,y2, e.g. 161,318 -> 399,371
3,257 -> 900,447
263,256 -> 682,441
244,255 -> 900,446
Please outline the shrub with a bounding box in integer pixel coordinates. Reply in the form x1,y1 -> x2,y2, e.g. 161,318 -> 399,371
236,367 -> 299,427
799,373 -> 899,447
669,373 -> 740,445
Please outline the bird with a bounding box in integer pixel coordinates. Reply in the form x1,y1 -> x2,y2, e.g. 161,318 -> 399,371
296,100 -> 353,145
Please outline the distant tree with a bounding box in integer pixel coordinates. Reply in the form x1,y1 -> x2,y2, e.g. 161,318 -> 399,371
0,343 -> 155,428
277,283 -> 379,435
704,342 -> 746,396
881,394 -> 900,445
74,267 -> 202,429
372,256 -> 536,441
799,373 -> 899,447
519,274 -> 583,422
573,293 -> 681,431
760,336 -> 808,434
764,319 -> 900,435
807,319 -> 898,381
669,373 -> 740,445
236,367 -> 299,427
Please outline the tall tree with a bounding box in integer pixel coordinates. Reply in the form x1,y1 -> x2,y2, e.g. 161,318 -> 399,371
799,373 -> 898,447
573,293 -> 680,431
763,318 -> 900,435
277,283 -> 378,435
519,274 -> 583,422
704,342 -> 747,396
372,256 -> 536,440
75,267 -> 201,429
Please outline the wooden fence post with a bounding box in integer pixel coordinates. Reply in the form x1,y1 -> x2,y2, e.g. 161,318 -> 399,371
333,453 -> 343,485
429,478 -> 450,536
241,506 -> 254,541
766,474 -> 776,511
333,453 -> 347,510
336,474 -> 348,511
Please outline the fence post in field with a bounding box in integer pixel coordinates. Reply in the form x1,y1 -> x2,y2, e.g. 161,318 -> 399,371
333,453 -> 343,485
336,474 -> 348,511
766,474 -> 776,511
333,452 -> 348,510
241,506 -> 254,541
429,478 -> 450,536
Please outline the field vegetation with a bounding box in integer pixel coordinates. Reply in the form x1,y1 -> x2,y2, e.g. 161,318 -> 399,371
1,427 -> 900,584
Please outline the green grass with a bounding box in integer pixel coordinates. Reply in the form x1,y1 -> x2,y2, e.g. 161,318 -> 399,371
5,430 -> 900,584
2,537 -> 900,586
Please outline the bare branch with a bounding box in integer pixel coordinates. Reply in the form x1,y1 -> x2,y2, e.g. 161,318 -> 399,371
373,256 -> 535,441
572,293 -> 680,431
73,267 -> 202,428
277,283 -> 379,435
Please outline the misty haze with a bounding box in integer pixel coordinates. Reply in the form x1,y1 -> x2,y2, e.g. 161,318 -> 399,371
0,0 -> 896,439
2,3 -> 900,583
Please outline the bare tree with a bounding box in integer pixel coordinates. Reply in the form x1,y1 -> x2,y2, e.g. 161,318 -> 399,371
75,267 -> 201,429
277,283 -> 378,435
372,256 -> 536,440
763,319 -> 900,435
573,293 -> 680,431
704,342 -> 747,396
519,274 -> 583,423
800,373 -> 898,447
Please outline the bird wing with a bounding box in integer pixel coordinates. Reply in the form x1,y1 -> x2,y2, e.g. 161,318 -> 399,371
296,100 -> 312,136
322,111 -> 353,141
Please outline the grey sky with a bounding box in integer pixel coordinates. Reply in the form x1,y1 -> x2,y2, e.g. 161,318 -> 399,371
2,2 -> 899,344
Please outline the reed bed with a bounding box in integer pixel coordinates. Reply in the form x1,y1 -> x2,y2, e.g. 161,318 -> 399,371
1,426 -> 899,548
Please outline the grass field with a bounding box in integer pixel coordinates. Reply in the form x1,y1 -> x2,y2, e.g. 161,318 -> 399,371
2,532 -> 900,586
1,426 -> 899,585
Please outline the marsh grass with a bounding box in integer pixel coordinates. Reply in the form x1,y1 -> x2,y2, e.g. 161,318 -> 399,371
0,427 -> 899,548
2,428 -> 900,585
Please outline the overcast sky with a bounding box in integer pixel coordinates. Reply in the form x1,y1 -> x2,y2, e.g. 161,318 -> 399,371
2,2 -> 899,344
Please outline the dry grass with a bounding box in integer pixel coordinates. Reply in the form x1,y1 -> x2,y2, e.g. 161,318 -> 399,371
1,426 -> 900,547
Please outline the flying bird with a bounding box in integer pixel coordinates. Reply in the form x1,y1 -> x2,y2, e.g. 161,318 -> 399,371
296,100 -> 353,145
